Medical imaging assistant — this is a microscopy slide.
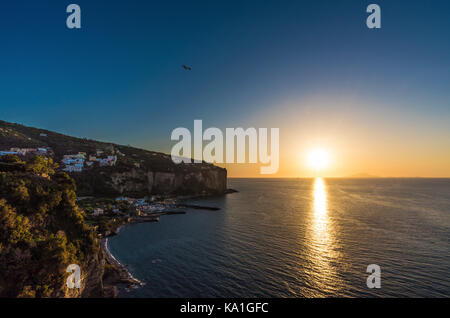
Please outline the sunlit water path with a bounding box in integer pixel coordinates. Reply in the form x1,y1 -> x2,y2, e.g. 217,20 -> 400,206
109,178 -> 450,297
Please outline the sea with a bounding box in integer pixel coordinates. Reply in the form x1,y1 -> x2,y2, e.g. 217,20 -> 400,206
108,178 -> 450,297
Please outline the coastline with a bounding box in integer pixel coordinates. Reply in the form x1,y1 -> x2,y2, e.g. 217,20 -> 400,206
98,190 -> 237,297
101,235 -> 143,293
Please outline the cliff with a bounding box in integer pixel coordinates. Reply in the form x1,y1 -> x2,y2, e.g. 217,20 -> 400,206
0,120 -> 227,197
109,167 -> 227,196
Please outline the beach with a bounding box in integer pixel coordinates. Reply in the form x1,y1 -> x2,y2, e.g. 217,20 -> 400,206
101,236 -> 143,290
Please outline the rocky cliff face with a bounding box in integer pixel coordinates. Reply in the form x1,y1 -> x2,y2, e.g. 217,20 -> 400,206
109,166 -> 227,196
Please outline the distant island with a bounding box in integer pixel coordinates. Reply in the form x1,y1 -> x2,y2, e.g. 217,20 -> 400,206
0,119 -> 230,297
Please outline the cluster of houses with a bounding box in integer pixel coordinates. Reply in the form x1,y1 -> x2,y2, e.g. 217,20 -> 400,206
115,196 -> 166,215
91,196 -> 167,217
0,145 -> 120,173
61,152 -> 118,172
61,153 -> 86,172
0,147 -> 51,157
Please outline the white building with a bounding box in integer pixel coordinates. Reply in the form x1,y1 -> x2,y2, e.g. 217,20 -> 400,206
96,155 -> 117,167
107,155 -> 117,165
93,208 -> 104,216
62,165 -> 83,172
8,148 -> 40,156
62,153 -> 85,165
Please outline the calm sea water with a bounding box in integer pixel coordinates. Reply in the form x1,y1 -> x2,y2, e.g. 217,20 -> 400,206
108,178 -> 450,297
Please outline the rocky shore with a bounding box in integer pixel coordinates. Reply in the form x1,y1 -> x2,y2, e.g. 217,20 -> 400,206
101,237 -> 143,294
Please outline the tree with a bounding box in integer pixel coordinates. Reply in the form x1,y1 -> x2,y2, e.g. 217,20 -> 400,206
25,156 -> 58,176
0,157 -> 103,297
0,154 -> 23,164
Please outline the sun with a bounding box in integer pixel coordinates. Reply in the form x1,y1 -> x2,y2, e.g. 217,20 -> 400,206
306,148 -> 330,171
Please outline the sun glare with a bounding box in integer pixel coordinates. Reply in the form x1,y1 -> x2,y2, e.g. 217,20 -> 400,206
306,148 -> 330,171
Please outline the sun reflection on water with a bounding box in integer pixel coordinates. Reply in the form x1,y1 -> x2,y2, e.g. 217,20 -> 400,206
314,178 -> 327,223
303,177 -> 342,296
312,177 -> 330,249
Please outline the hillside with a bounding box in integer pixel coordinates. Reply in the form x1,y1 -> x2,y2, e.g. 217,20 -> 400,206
0,120 -> 227,197
0,119 -> 205,170
0,119 -> 229,298
0,155 -> 111,297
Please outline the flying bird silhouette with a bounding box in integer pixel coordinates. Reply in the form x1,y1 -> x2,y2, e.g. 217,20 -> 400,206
182,65 -> 192,71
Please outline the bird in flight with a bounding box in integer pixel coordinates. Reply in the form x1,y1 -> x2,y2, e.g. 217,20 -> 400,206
182,65 -> 192,71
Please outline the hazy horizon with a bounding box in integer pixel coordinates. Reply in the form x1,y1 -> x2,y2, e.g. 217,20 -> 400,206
3,118 -> 450,178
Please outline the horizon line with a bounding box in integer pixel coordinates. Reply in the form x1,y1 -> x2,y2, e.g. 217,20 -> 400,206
227,176 -> 450,179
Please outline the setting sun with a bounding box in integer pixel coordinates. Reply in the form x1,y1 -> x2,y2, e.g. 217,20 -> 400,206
306,148 -> 330,171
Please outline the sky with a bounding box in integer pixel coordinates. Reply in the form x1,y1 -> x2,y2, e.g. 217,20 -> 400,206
0,0 -> 449,177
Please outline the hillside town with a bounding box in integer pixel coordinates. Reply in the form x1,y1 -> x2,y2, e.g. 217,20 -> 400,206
80,196 -> 174,217
0,147 -> 51,157
0,146 -> 119,173
61,152 -> 118,172
76,195 -> 189,237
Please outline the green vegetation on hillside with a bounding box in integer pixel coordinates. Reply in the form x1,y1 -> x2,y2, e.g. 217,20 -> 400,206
0,155 -> 101,297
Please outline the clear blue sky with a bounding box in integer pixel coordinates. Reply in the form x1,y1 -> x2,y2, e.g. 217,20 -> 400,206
0,0 -> 449,156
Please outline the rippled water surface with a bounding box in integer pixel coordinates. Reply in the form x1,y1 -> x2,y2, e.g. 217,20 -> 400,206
108,178 -> 450,297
